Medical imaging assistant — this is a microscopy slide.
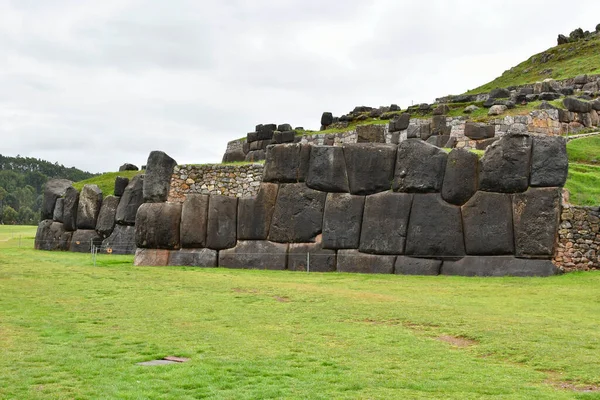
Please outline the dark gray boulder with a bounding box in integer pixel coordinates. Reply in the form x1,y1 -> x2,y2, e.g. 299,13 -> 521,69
394,257 -> 441,275
530,136 -> 568,187
35,220 -> 72,251
356,125 -> 385,143
257,124 -> 276,140
119,163 -> 138,171
101,224 -> 136,255
62,186 -> 79,231
222,148 -> 246,163
539,92 -> 561,101
273,131 -> 296,144
322,193 -> 365,249
343,144 -> 397,195
337,250 -> 395,274
431,115 -> 448,136
489,88 -> 511,99
247,132 -> 258,142
135,202 -> 182,249
180,194 -> 209,248
42,179 -> 72,220
441,256 -> 557,277
306,146 -> 350,192
206,196 -> 238,250
574,74 -> 588,85
69,229 -> 103,253
238,183 -> 278,240
475,137 -> 499,151
418,124 -> 432,141
245,150 -> 266,162
143,151 -> 177,203
433,104 -> 450,115
321,112 -> 333,126
513,188 -> 560,258
269,183 -> 326,243
277,123 -> 293,132
441,149 -> 479,206
393,139 -> 447,193
479,134 -> 532,193
76,184 -> 103,230
168,249 -> 218,267
218,241 -> 288,270
464,123 -> 495,140
389,113 -> 410,132
263,144 -> 311,183
563,97 -> 592,113
359,192 -> 412,255
461,191 -> 514,255
288,236 -> 336,272
405,194 -> 465,257
590,99 -> 600,111
114,177 -> 129,197
95,195 -> 120,237
53,198 -> 64,222
115,175 -> 144,226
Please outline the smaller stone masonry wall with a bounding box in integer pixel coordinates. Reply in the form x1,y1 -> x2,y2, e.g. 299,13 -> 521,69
554,204 -> 600,270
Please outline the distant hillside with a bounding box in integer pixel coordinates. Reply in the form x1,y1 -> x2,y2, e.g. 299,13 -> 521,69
466,31 -> 600,94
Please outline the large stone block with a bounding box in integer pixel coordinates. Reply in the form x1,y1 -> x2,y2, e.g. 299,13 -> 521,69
53,198 -> 64,222
237,183 -> 278,240
479,134 -> 532,193
306,146 -> 350,192
114,176 -> 130,197
322,193 -> 365,249
263,144 -> 311,183
461,191 -> 514,255
563,97 -> 591,113
206,196 -> 238,250
359,192 -> 412,255
134,248 -> 170,266
389,113 -> 410,132
101,224 -> 136,255
41,179 -> 72,220
62,186 -> 79,231
513,188 -> 560,258
180,194 -> 209,248
441,256 -> 557,277
96,195 -> 120,237
337,250 -> 395,274
116,175 -> 144,226
76,184 -> 103,230
343,144 -> 397,195
393,139 -> 447,193
269,183 -> 326,243
168,249 -> 218,267
464,122 -> 495,140
394,256 -> 441,275
288,235 -> 336,272
135,203 -> 182,249
530,136 -> 568,187
441,149 -> 479,206
405,194 -> 465,257
356,124 -> 385,143
431,115 -> 448,136
35,220 -> 72,251
218,241 -> 288,270
69,229 -> 103,253
143,151 -> 177,203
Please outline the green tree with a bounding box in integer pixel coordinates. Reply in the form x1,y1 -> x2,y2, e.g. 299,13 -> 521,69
2,206 -> 18,224
17,206 -> 37,225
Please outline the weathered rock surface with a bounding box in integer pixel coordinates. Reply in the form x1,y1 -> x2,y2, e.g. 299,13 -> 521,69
76,184 -> 103,230
114,177 -> 130,197
488,105 -> 507,116
218,241 -> 288,270
135,203 -> 182,249
53,198 -> 64,222
393,139 -> 447,193
95,195 -> 120,237
356,124 -> 385,143
343,144 -> 397,195
441,149 -> 479,206
530,136 -> 568,187
321,112 -> 333,126
101,224 -> 136,254
42,179 -> 72,220
464,123 -> 495,140
206,196 -> 238,250
69,229 -> 103,253
168,249 -> 218,267
442,256 -> 557,277
513,188 -> 560,258
389,113 -> 410,132
269,184 -> 326,243
288,236 -> 336,272
337,250 -> 395,274
394,257 -> 441,275
462,191 -> 514,255
263,144 -> 311,183
180,194 -> 209,248
134,248 -> 170,266
359,192 -> 412,255
116,175 -> 144,226
479,134 -> 532,193
62,186 -> 79,231
405,194 -> 465,257
563,97 -> 592,113
237,183 -> 278,240
119,163 -> 138,171
306,146 -> 350,192
35,220 -> 72,251
143,151 -> 177,203
322,193 -> 365,249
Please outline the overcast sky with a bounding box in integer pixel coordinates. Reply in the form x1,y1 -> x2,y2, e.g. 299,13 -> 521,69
1,0 -> 598,173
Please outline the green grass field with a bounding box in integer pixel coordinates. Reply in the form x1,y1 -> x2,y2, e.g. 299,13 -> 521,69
73,170 -> 143,196
2,226 -> 600,399
565,136 -> 600,205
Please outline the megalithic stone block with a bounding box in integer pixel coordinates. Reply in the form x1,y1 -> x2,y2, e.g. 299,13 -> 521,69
114,176 -> 130,197
96,195 -> 120,237
394,256 -> 441,275
41,179 -> 72,220
405,194 -> 465,257
168,249 -> 218,267
180,194 -> 209,248
116,175 -> 144,226
77,184 -> 103,230
263,144 -> 311,183
101,224 -> 136,255
143,151 -> 177,203
218,240 -> 288,270
322,193 -> 365,249
479,134 -> 532,193
269,183 -> 326,243
306,146 -> 350,192
393,139 -> 447,193
461,191 -> 514,255
288,235 -> 336,272
441,149 -> 479,206
530,136 -> 568,187
513,187 -> 561,258
359,191 -> 412,255
69,229 -> 103,253
441,256 -> 558,277
237,183 -> 279,240
337,250 -> 395,274
206,195 -> 238,250
135,202 -> 182,249
35,220 -> 72,251
343,143 -> 397,195
53,198 -> 64,222
134,248 -> 170,266
62,186 -> 79,231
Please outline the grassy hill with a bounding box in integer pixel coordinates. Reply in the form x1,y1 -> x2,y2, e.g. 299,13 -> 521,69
466,33 -> 600,95
73,170 -> 143,196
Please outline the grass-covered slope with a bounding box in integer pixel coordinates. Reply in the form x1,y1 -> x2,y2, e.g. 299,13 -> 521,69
565,135 -> 600,206
466,34 -> 600,95
73,170 -> 143,196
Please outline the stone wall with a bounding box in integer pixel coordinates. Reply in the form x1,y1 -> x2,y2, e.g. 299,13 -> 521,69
554,204 -> 600,271
135,135 -> 568,277
168,164 -> 264,202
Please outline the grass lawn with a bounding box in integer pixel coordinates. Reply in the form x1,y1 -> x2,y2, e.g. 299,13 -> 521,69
1,226 -> 600,399
73,170 -> 144,196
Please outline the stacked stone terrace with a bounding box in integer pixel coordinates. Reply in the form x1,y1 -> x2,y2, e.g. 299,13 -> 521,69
135,134 -> 568,276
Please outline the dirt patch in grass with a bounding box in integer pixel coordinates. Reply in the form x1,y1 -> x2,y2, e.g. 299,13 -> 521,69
273,296 -> 290,303
231,287 -> 259,294
437,335 -> 478,348
544,371 -> 600,392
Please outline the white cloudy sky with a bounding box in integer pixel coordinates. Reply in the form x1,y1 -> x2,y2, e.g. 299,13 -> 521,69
1,0 -> 598,173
